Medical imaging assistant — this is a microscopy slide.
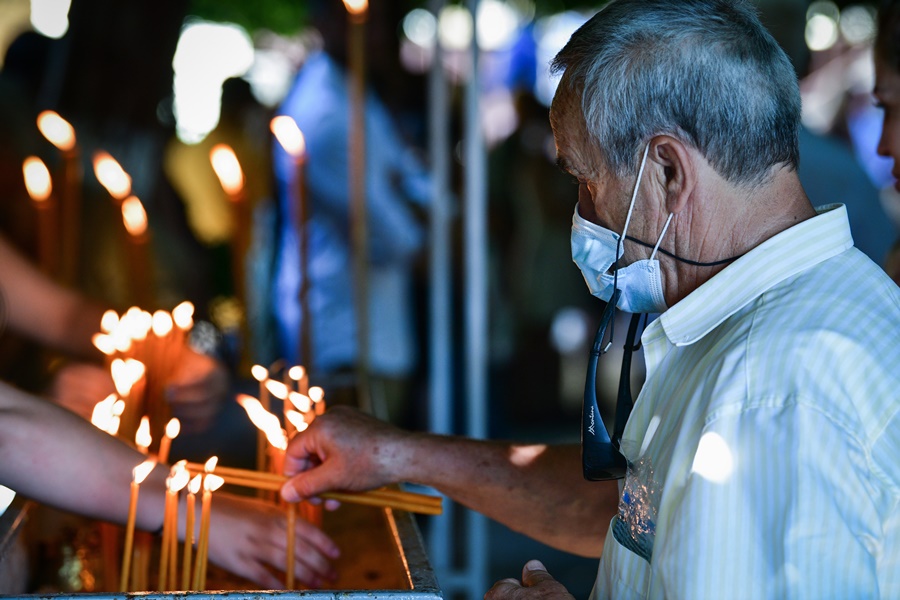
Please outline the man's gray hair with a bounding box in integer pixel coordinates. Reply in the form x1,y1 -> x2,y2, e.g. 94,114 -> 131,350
551,0 -> 800,185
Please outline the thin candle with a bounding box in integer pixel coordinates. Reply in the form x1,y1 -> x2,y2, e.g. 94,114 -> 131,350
92,150 -> 131,202
22,156 -> 58,276
192,471 -> 224,590
286,502 -> 296,588
250,365 -> 271,474
121,195 -> 153,306
159,461 -> 189,591
37,110 -> 81,284
120,458 -> 156,592
310,386 -> 326,416
182,474 -> 201,590
158,418 -> 180,466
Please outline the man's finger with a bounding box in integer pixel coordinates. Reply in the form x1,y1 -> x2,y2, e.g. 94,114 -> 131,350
484,577 -> 522,600
521,559 -> 555,587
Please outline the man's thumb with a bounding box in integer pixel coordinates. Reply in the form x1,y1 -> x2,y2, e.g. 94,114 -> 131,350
522,559 -> 552,586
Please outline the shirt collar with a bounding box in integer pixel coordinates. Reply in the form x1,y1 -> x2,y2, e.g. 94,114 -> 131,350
657,203 -> 853,347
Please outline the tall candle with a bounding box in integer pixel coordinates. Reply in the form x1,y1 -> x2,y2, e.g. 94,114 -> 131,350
158,418 -> 180,465
192,472 -> 224,590
121,195 -> 153,307
159,461 -> 189,591
119,459 -> 156,592
36,110 -> 81,285
22,156 -> 58,276
182,474 -> 201,590
286,502 -> 296,588
270,117 -> 312,367
250,365 -> 271,475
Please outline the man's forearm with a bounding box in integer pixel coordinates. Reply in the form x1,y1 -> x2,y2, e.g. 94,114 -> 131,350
394,435 -> 617,558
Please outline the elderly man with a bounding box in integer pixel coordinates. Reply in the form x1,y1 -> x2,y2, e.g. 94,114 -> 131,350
281,0 -> 900,598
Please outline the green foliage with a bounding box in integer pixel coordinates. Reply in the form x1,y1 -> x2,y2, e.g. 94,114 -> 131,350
186,0 -> 309,35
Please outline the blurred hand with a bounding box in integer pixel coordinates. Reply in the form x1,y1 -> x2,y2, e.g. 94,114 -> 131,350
51,362 -> 116,419
207,492 -> 341,588
485,560 -> 576,600
281,406 -> 408,503
165,348 -> 228,433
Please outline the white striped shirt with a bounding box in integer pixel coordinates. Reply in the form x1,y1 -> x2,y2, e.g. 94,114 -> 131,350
592,205 -> 900,599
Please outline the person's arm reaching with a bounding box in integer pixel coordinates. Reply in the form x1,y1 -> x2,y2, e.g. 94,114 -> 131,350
0,380 -> 338,587
281,406 -> 618,558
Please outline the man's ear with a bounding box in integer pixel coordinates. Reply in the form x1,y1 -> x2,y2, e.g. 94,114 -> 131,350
649,136 -> 695,215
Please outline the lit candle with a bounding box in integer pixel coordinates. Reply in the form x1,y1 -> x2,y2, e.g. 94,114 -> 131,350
343,0 -> 371,409
271,117 -> 313,367
158,418 -> 180,465
135,416 -> 152,454
92,150 -> 131,203
192,460 -> 223,590
250,365 -> 271,474
310,385 -> 326,416
209,144 -> 249,334
121,195 -> 153,307
159,461 -> 189,590
182,474 -> 201,590
36,110 -> 81,285
120,458 -> 156,592
22,156 -> 58,276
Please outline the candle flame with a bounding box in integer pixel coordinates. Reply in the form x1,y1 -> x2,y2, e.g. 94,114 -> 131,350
204,474 -> 225,493
288,365 -> 305,381
22,156 -> 52,202
236,394 -> 286,449
343,0 -> 368,17
121,196 -> 148,237
133,458 -> 157,484
285,410 -> 309,432
92,333 -> 115,356
136,416 -> 152,450
151,310 -> 173,337
309,386 -> 325,403
250,364 -> 268,382
188,474 -> 202,495
204,456 -> 219,473
288,391 -> 311,413
100,310 -> 119,333
264,379 -> 289,400
270,116 -> 306,158
92,151 -> 131,200
209,144 -> 244,196
36,111 -> 76,152
165,418 -> 181,440
90,394 -> 118,431
172,301 -> 194,330
168,461 -> 190,491
113,399 -> 125,416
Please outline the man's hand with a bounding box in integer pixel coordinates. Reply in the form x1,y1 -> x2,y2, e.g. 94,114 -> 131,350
485,560 -> 576,600
281,406 -> 409,503
208,493 -> 340,588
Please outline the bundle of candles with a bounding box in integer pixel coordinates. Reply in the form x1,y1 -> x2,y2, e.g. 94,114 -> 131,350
90,301 -> 195,452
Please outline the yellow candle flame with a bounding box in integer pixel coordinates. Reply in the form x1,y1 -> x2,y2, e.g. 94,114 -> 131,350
168,461 -> 190,491
343,0 -> 368,17
136,416 -> 152,450
133,458 -> 157,484
165,418 -> 181,440
204,474 -> 225,493
92,333 -> 115,356
288,365 -> 305,381
90,394 -> 118,431
264,379 -> 289,400
288,391 -> 311,413
92,151 -> 132,200
151,310 -> 173,337
188,474 -> 202,495
36,110 -> 76,152
172,301 -> 194,330
285,410 -> 309,432
203,456 -> 218,473
270,116 -> 306,158
309,386 -> 324,403
122,196 -> 148,237
113,399 -> 125,417
209,144 -> 244,196
236,394 -> 286,449
22,156 -> 52,202
100,309 -> 120,334
250,364 -> 268,382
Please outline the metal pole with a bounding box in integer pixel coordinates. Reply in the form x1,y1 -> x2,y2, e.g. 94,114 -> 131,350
426,0 -> 454,586
463,0 -> 489,597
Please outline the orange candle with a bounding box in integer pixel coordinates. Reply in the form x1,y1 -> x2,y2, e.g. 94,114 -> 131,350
250,365 -> 271,474
121,195 -> 153,307
182,474 -> 201,590
286,502 -> 296,588
159,461 -> 188,591
158,418 -> 180,465
22,156 -> 58,276
120,459 -> 156,592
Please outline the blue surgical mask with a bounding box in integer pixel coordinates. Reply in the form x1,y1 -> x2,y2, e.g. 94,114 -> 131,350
571,144 -> 674,314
